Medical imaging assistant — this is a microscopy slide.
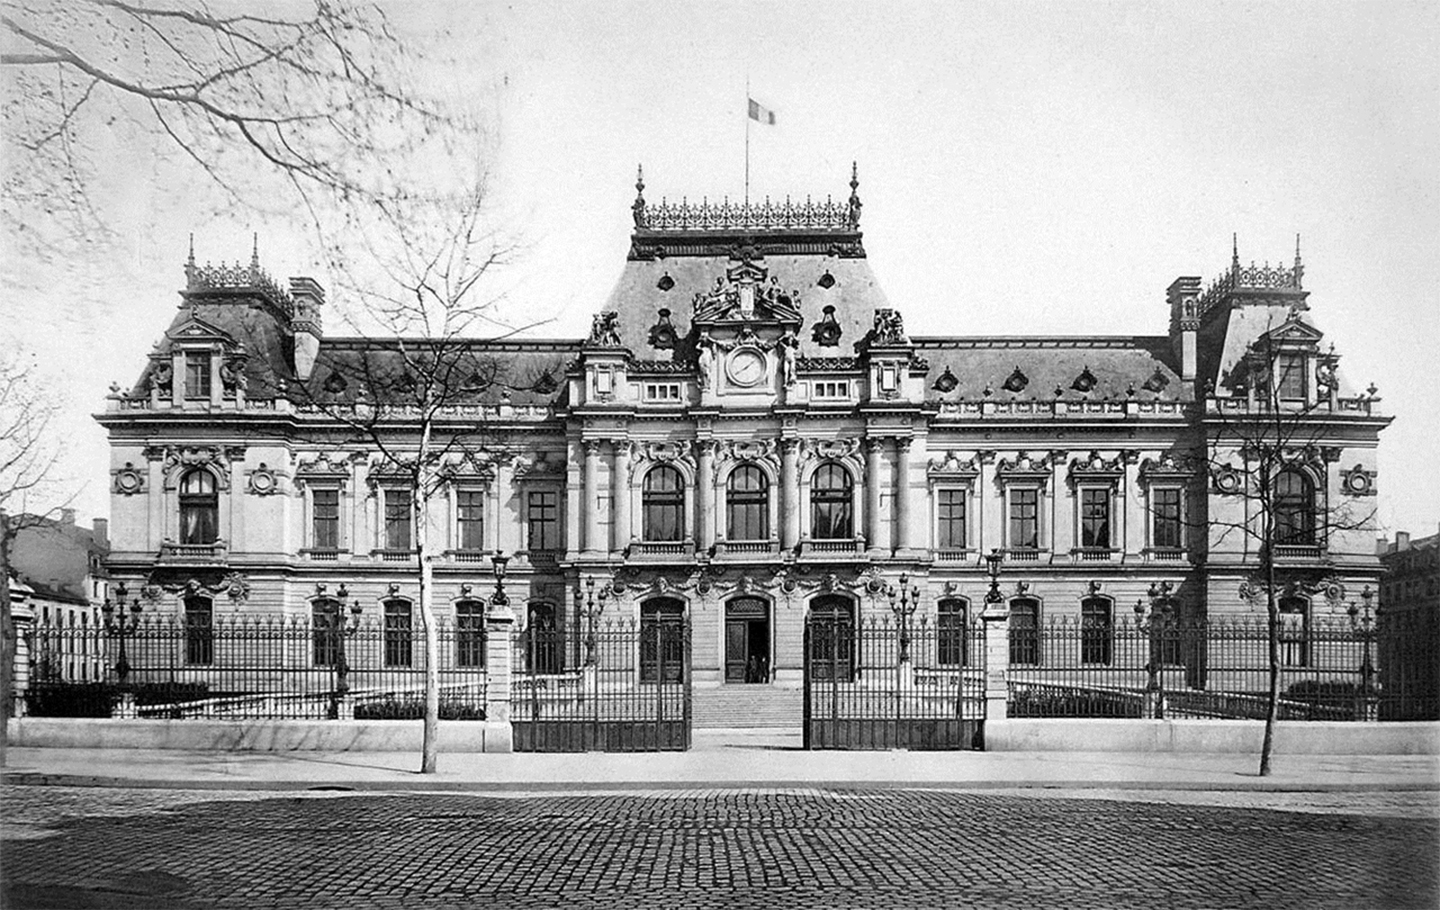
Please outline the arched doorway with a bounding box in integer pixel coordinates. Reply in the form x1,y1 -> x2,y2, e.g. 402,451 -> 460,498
640,598 -> 686,683
807,594 -> 856,682
725,597 -> 771,683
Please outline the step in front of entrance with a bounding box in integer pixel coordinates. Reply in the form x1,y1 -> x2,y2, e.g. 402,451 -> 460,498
692,685 -> 803,730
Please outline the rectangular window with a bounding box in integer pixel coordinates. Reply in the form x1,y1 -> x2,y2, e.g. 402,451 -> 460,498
312,489 -> 340,549
937,489 -> 967,549
456,602 -> 486,668
528,490 -> 559,551
1080,599 -> 1113,666
1277,353 -> 1307,400
1153,488 -> 1182,549
185,352 -> 211,399
1080,488 -> 1111,549
644,383 -> 682,401
1009,600 -> 1040,665
384,488 -> 412,550
1009,488 -> 1039,549
813,380 -> 850,399
457,490 -> 485,550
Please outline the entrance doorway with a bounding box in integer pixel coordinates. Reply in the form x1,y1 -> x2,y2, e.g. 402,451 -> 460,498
725,597 -> 771,683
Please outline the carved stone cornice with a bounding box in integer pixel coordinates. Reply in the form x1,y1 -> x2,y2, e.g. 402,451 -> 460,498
1068,451 -> 1125,481
927,452 -> 981,481
995,451 -> 1053,483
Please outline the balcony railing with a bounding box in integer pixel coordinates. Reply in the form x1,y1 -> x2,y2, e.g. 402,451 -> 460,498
801,538 -> 863,555
629,540 -> 696,560
159,541 -> 228,563
999,547 -> 1044,563
1144,547 -> 1186,563
1071,547 -> 1119,563
715,539 -> 778,557
1273,544 -> 1323,561
933,549 -> 974,564
446,549 -> 492,564
372,549 -> 416,563
301,548 -> 344,562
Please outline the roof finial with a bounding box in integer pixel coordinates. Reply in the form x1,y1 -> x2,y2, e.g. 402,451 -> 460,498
187,233 -> 195,267
1294,232 -> 1304,288
632,164 -> 647,228
250,232 -> 260,275
1231,232 -> 1240,273
847,161 -> 862,226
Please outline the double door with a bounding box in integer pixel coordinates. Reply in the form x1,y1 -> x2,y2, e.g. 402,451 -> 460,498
724,597 -> 770,683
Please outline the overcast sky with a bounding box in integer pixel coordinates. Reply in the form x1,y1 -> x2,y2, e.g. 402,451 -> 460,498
9,0 -> 1438,539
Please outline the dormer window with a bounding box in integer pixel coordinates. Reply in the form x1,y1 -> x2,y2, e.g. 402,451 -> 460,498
1277,353 -> 1307,401
185,351 -> 212,399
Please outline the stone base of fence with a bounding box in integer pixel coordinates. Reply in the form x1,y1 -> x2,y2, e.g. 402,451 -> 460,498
984,718 -> 1440,755
7,718 -> 514,752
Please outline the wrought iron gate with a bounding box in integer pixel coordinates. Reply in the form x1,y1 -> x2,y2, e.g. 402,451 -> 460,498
803,613 -> 985,750
511,618 -> 692,752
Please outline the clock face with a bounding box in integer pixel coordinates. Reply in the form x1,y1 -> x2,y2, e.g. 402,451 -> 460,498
726,350 -> 768,387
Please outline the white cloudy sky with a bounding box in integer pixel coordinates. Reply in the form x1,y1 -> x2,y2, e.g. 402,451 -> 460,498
8,0 -> 1439,539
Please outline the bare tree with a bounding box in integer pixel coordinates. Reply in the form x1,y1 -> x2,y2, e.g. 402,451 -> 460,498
2,0 -> 482,281
1200,319 -> 1380,776
0,352 -> 68,766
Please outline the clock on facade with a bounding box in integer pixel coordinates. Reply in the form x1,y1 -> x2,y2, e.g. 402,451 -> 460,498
725,349 -> 768,387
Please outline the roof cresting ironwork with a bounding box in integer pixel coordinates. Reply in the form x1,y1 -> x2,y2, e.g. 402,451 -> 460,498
632,164 -> 863,233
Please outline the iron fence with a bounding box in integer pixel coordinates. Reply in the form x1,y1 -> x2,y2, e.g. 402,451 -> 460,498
1008,611 -> 1437,721
24,616 -> 489,720
804,615 -> 986,750
511,619 -> 691,752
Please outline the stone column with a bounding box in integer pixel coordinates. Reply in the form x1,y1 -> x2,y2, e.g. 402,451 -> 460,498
484,604 -> 515,752
780,439 -> 800,551
894,437 -> 914,555
612,441 -> 632,553
866,437 -> 886,554
582,439 -> 602,555
696,440 -> 715,552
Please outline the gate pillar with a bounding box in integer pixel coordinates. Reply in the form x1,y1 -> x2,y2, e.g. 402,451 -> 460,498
485,603 -> 516,736
980,597 -> 1010,721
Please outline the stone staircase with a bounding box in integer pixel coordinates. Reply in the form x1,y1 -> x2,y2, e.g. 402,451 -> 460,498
691,685 -> 803,730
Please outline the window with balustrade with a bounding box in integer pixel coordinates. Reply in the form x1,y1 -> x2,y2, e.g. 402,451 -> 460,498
526,490 -> 560,551
179,469 -> 218,544
1008,488 -> 1040,550
643,466 -> 685,542
1151,486 -> 1183,550
810,463 -> 853,540
1079,487 -> 1111,550
312,488 -> 340,549
936,488 -> 967,550
456,489 -> 485,550
383,487 -> 412,550
726,464 -> 769,541
1274,469 -> 1316,545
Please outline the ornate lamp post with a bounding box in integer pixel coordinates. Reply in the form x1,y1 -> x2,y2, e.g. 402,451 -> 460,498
983,550 -> 1004,606
576,576 -> 611,666
101,582 -> 144,683
325,583 -> 361,719
490,550 -> 510,607
887,573 -> 921,664
1134,581 -> 1175,719
1347,585 -> 1379,721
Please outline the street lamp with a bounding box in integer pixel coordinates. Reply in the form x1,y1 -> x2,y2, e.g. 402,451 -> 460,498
1134,582 -> 1175,719
983,549 -> 1004,606
576,576 -> 611,666
490,550 -> 510,607
1347,585 -> 1379,720
887,573 -> 921,664
323,583 -> 361,719
101,582 -> 144,683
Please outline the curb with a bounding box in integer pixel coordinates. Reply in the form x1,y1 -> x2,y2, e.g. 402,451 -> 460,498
5,771 -> 1438,794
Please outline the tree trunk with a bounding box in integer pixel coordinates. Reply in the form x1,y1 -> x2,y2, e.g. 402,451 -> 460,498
416,418 -> 440,774
1,538 -> 12,769
1259,554 -> 1280,777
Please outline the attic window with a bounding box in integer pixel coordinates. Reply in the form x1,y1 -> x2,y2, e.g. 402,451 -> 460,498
1070,366 -> 1097,393
531,370 -> 559,395
648,308 -> 677,350
656,273 -> 675,292
184,352 -> 212,399
462,370 -> 489,392
816,271 -> 836,289
1002,366 -> 1029,393
1143,369 -> 1170,393
323,372 -> 348,394
811,305 -> 842,347
932,367 -> 959,393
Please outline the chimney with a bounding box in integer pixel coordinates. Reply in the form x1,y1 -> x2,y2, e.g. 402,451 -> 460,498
1376,536 -> 1389,556
60,508 -> 76,525
1166,277 -> 1201,385
1396,531 -> 1411,551
289,277 -> 325,381
92,518 -> 109,547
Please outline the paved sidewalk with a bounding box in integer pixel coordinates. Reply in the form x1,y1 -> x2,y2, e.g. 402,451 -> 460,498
4,731 -> 1438,792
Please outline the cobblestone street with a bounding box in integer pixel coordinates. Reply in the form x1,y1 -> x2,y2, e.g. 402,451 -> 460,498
2,786 -> 1435,909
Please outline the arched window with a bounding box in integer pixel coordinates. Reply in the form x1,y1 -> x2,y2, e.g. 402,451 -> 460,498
179,469 -> 218,544
1278,596 -> 1309,667
810,463 -> 853,540
808,595 -> 856,681
1080,597 -> 1112,666
1009,597 -> 1040,666
312,598 -> 341,666
727,465 -> 769,541
640,598 -> 686,683
383,599 -> 413,667
937,598 -> 968,667
1275,469 -> 1315,545
643,466 -> 684,542
455,599 -> 487,668
184,596 -> 213,666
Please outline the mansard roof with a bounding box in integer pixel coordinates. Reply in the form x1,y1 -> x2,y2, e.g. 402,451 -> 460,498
915,336 -> 1188,403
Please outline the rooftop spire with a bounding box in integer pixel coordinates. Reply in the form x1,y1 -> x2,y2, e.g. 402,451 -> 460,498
847,161 -> 862,226
1294,233 -> 1304,288
1231,233 -> 1240,273
632,164 -> 647,227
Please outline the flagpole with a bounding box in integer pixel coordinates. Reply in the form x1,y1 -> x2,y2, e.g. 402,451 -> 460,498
744,73 -> 750,207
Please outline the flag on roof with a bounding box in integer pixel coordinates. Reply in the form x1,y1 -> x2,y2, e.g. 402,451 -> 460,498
748,97 -> 777,125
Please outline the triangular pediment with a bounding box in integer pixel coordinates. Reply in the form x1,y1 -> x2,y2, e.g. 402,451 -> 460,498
692,260 -> 803,325
1261,317 -> 1324,348
165,312 -> 237,345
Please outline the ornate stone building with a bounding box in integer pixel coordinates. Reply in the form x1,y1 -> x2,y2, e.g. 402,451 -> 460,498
96,168 -> 1390,702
